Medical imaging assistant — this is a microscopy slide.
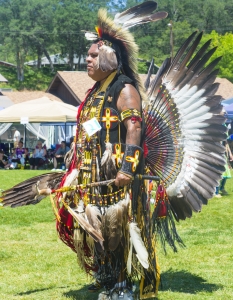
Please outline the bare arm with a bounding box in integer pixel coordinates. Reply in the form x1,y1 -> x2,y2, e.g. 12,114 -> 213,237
226,142 -> 233,160
115,84 -> 142,187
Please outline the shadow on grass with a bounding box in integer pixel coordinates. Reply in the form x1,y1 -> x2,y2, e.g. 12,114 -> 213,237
17,285 -> 98,300
64,286 -> 100,300
161,269 -> 222,294
17,286 -> 67,296
16,270 -> 221,299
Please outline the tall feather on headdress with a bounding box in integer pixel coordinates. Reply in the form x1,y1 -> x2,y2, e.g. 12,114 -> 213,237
85,2 -> 167,104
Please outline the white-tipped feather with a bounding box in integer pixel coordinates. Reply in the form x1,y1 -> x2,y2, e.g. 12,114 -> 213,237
63,169 -> 79,187
96,157 -> 100,182
85,204 -> 104,250
101,142 -> 117,179
126,238 -> 133,275
101,142 -> 112,166
129,222 -> 149,269
85,32 -> 98,40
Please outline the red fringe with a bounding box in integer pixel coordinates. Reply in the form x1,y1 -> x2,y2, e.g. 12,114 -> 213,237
55,84 -> 98,252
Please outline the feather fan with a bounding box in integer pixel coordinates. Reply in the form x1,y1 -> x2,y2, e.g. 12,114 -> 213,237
1,172 -> 64,207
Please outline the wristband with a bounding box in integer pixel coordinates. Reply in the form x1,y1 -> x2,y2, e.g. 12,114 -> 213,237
119,144 -> 143,177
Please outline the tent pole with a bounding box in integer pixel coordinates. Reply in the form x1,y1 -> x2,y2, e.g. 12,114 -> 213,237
65,123 -> 66,143
24,124 -> 26,148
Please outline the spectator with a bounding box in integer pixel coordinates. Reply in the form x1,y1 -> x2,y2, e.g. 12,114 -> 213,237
52,141 -> 69,170
29,141 -> 47,170
9,148 -> 18,169
0,150 -> 10,169
10,141 -> 28,168
215,140 -> 233,197
12,127 -> 21,148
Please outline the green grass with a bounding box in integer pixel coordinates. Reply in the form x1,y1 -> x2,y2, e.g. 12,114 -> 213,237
1,170 -> 233,299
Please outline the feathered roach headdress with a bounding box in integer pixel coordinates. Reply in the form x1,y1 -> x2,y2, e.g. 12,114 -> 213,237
85,1 -> 167,100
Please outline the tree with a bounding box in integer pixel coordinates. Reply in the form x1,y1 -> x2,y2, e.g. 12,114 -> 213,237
200,31 -> 233,82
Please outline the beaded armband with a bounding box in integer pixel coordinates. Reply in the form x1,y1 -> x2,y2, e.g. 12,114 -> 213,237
119,144 -> 143,178
121,109 -> 142,123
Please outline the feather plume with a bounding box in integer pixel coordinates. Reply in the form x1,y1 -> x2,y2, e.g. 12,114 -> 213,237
66,205 -> 104,243
101,142 -> 117,180
58,169 -> 79,201
96,157 -> 100,182
114,1 -> 158,24
126,238 -> 133,275
144,58 -> 154,90
64,142 -> 75,169
85,31 -> 98,40
114,1 -> 167,29
85,204 -> 104,250
129,222 -> 149,269
104,201 -> 123,251
98,45 -> 118,72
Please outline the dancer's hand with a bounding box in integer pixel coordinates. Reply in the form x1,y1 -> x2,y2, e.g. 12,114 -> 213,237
115,172 -> 132,187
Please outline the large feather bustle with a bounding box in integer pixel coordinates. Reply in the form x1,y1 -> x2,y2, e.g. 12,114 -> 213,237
1,172 -> 64,207
144,31 -> 226,221
129,222 -> 149,269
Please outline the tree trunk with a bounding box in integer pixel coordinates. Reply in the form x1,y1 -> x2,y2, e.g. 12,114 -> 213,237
43,46 -> 54,73
68,48 -> 74,70
78,54 -> 81,70
37,46 -> 43,69
16,50 -> 24,81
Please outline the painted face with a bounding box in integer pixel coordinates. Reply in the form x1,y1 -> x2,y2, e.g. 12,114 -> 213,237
86,43 -> 112,82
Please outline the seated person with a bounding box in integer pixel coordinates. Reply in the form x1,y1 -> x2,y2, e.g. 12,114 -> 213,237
10,141 -> 29,168
0,150 -> 10,169
23,148 -> 30,165
52,141 -> 70,170
29,141 -> 47,170
9,148 -> 18,169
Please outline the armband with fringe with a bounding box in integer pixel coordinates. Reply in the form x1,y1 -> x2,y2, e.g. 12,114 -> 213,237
119,144 -> 143,177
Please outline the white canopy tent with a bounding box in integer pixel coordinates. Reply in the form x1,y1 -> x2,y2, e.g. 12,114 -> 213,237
0,97 -> 77,148
0,96 -> 77,123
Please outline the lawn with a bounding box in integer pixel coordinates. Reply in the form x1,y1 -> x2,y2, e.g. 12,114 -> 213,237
0,170 -> 233,300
